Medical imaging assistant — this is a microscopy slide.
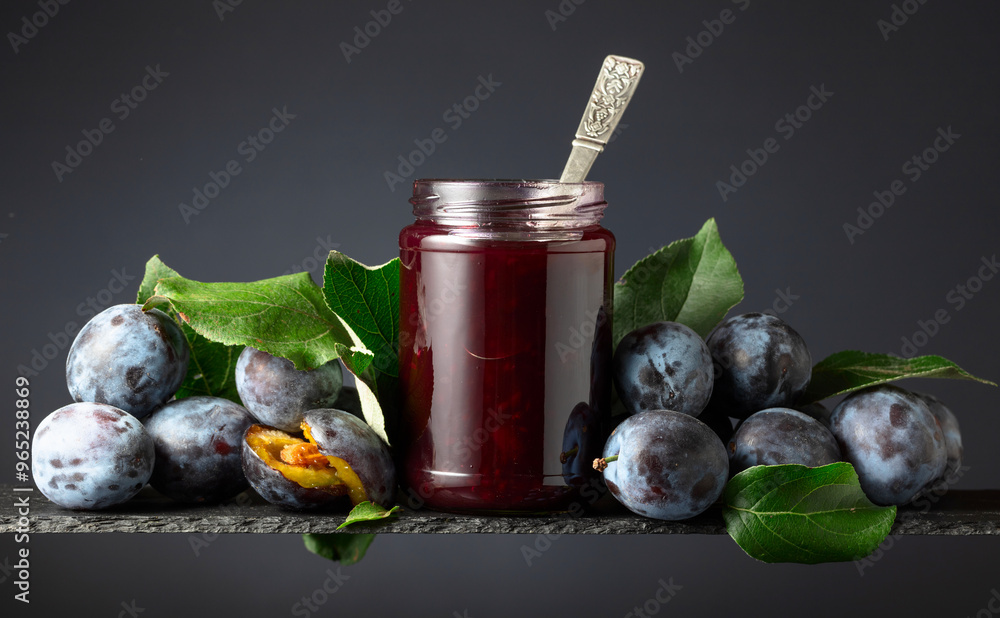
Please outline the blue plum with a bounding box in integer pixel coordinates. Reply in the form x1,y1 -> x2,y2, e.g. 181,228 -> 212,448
560,401 -> 603,484
32,402 -> 154,510
914,392 -> 963,481
235,347 -> 343,432
144,396 -> 255,503
66,304 -> 190,419
614,321 -> 714,417
706,313 -> 812,419
595,410 -> 728,520
796,401 -> 832,428
830,385 -> 947,506
727,407 -> 841,476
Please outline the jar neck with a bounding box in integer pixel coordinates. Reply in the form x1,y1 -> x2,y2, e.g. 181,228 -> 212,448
410,180 -> 606,237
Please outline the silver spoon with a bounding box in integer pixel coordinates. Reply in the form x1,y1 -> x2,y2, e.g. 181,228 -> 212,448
559,55 -> 645,183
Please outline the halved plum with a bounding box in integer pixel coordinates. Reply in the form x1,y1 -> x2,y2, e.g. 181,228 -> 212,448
242,409 -> 396,510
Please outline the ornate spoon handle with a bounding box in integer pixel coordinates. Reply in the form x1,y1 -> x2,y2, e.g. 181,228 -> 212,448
559,55 -> 645,183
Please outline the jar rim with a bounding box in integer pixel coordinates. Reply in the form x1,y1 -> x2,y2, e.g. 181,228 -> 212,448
409,179 -> 606,230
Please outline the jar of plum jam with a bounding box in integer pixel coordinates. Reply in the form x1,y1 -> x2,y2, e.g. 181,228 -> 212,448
397,179 -> 615,514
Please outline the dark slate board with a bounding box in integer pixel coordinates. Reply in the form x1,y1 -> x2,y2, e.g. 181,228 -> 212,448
2,485 -> 998,535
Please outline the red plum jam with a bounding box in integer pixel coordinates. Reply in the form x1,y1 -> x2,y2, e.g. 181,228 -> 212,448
398,179 -> 614,513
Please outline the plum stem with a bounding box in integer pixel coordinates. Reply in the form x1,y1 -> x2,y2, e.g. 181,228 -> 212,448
592,454 -> 618,472
559,446 -> 579,464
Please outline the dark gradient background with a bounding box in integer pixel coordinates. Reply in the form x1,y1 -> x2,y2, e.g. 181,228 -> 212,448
2,2 -> 998,616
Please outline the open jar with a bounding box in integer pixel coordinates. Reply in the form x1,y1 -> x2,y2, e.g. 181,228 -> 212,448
397,179 -> 615,514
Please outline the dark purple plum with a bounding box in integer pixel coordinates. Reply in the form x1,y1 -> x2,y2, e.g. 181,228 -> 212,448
66,304 -> 190,419
706,313 -> 812,420
235,347 -> 343,432
914,392 -> 963,481
32,403 -> 154,510
614,321 -> 713,417
796,401 -> 832,428
560,401 -> 603,484
144,396 -> 255,503
242,424 -> 349,510
596,410 -> 728,520
830,385 -> 947,506
697,400 -> 737,445
303,409 -> 396,508
727,407 -> 841,476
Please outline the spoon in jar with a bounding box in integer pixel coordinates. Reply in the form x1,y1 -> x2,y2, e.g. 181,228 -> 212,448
559,55 -> 645,183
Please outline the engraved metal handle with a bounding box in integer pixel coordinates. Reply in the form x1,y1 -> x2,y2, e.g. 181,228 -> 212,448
559,55 -> 645,183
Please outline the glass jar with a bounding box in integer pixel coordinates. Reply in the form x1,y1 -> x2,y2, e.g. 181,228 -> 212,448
397,179 -> 615,514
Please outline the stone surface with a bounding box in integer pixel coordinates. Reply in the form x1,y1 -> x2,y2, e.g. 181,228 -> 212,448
2,484 -> 999,535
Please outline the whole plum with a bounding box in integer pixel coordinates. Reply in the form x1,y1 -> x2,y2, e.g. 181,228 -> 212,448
66,304 -> 190,419
560,401 -> 603,484
235,347 -> 343,432
727,407 -> 841,476
144,396 -> 255,503
830,385 -> 947,506
614,321 -> 714,417
914,392 -> 963,481
32,402 -> 154,510
706,313 -> 812,420
595,410 -> 728,520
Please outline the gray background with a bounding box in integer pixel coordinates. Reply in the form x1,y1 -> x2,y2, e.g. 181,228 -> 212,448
2,1 -> 998,616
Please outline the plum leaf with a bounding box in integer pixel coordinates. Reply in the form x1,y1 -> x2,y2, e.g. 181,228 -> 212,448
613,218 -> 744,347
722,462 -> 896,564
302,533 -> 375,566
137,256 -> 244,404
801,351 -> 996,403
337,501 -> 402,530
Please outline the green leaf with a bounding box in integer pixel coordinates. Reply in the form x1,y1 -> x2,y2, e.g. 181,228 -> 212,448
337,501 -> 401,530
138,256 -> 244,405
802,351 -> 996,403
137,255 -> 179,305
722,463 -> 896,564
302,533 -> 375,566
142,271 -> 374,375
323,253 -> 401,445
613,218 -> 744,347
323,253 -> 400,378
